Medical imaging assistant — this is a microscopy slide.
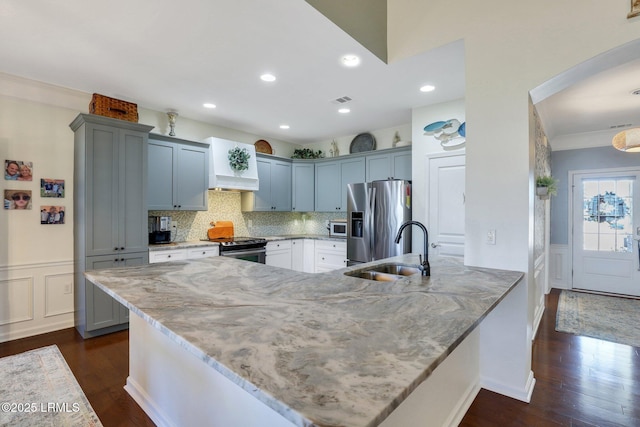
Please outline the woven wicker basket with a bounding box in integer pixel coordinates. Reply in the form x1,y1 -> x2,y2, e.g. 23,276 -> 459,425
89,93 -> 139,122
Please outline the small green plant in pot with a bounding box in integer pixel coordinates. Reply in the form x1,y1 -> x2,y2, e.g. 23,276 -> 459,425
536,175 -> 558,198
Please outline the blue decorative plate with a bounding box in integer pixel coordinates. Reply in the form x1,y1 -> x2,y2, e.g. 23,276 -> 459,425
423,121 -> 447,134
458,122 -> 466,137
350,133 -> 376,153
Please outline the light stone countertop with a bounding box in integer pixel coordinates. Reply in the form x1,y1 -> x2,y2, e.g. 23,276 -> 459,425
148,235 -> 345,252
85,254 -> 523,427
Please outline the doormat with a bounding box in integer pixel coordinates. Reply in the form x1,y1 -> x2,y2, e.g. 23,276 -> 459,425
556,290 -> 640,348
0,345 -> 103,426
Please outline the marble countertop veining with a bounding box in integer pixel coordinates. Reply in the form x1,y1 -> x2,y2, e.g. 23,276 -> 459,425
85,254 -> 523,427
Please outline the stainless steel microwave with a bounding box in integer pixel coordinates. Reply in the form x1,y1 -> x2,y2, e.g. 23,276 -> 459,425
328,220 -> 347,237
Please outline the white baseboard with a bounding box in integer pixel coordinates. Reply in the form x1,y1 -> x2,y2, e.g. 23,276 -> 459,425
125,377 -> 175,427
481,370 -> 536,403
0,317 -> 74,343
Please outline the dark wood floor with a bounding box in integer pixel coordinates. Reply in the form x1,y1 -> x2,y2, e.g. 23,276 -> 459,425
0,327 -> 153,426
1,288 -> 638,426
461,289 -> 640,427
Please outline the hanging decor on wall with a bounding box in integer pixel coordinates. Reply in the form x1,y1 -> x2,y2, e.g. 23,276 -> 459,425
423,119 -> 466,150
629,0 -> 640,19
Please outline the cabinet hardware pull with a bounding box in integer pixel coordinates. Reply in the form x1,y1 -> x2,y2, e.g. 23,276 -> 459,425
114,247 -> 119,251
120,247 -> 125,250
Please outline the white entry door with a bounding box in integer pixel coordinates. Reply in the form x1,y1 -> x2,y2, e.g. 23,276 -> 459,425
572,169 -> 640,296
428,154 -> 465,258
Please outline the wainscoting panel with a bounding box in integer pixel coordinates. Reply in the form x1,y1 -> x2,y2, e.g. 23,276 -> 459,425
549,244 -> 570,290
532,254 -> 546,339
45,273 -> 74,318
0,277 -> 34,325
0,261 -> 74,342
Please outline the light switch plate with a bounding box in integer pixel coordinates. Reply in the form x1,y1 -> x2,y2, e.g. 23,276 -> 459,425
486,229 -> 496,245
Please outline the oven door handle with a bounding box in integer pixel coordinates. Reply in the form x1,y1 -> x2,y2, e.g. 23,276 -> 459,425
221,248 -> 266,257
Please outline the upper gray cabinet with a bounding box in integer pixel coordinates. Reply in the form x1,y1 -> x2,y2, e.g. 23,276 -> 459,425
148,135 -> 209,211
291,161 -> 315,212
315,156 -> 365,212
365,147 -> 412,182
242,155 -> 292,211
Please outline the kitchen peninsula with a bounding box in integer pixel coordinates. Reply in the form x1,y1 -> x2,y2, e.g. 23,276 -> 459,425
85,254 -> 526,427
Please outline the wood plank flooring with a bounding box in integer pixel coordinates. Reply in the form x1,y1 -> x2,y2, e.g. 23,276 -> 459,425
1,288 -> 638,426
461,289 -> 640,427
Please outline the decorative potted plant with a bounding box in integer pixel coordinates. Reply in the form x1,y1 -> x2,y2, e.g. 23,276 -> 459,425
291,148 -> 325,159
536,175 -> 558,199
228,146 -> 250,172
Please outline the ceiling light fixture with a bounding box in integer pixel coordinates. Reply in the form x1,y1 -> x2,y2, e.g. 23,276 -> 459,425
341,55 -> 360,67
420,85 -> 435,92
260,73 -> 276,82
338,108 -> 350,114
279,125 -> 290,129
203,103 -> 216,109
612,128 -> 640,152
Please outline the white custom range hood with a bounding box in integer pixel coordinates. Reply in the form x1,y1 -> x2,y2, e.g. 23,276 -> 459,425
204,137 -> 259,191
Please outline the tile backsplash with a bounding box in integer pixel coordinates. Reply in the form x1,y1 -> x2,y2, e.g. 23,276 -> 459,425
150,191 -> 346,241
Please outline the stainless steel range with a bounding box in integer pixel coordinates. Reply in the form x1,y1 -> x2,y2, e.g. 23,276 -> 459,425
214,237 -> 268,263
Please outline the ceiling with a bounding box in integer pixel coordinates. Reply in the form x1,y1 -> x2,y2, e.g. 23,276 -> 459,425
0,0 -> 465,145
535,57 -> 640,149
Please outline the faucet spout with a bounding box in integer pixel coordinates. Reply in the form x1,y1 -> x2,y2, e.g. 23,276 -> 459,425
394,221 -> 430,276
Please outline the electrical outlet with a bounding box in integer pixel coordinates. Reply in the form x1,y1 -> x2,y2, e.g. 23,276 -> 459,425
171,220 -> 178,230
486,229 -> 496,245
248,219 -> 253,228
64,283 -> 73,295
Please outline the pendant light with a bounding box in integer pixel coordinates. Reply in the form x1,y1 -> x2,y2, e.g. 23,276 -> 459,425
612,127 -> 640,152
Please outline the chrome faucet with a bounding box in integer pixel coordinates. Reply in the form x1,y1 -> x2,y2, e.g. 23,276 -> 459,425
394,221 -> 430,276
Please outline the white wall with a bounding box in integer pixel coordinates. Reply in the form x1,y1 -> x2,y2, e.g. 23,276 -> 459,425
410,99 -> 465,229
305,123 -> 411,156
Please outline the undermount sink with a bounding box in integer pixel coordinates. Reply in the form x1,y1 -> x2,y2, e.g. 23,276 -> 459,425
345,263 -> 422,281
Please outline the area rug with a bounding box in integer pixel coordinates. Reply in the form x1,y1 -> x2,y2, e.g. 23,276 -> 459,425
556,290 -> 640,348
0,345 -> 103,426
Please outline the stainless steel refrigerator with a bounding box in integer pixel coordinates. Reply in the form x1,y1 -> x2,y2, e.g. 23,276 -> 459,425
347,180 -> 411,265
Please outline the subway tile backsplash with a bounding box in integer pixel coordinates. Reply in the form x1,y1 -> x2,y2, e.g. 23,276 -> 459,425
150,191 -> 346,241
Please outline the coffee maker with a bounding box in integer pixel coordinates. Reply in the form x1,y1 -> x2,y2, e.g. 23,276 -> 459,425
149,216 -> 172,244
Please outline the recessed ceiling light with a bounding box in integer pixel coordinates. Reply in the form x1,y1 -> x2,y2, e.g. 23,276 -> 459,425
203,103 -> 216,109
280,124 -> 290,129
420,85 -> 436,93
341,55 -> 360,67
260,73 -> 276,82
338,108 -> 351,114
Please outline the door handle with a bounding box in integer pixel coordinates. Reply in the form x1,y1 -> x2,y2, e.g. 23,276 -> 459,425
430,242 -> 440,248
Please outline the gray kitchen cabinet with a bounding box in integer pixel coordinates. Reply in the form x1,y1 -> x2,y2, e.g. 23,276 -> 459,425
70,113 -> 153,338
242,156 -> 292,211
315,157 -> 365,212
365,147 -> 412,182
291,161 -> 315,212
84,253 -> 147,331
148,135 -> 209,211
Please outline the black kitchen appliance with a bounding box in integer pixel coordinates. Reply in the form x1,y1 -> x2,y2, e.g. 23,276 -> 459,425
210,237 -> 268,263
149,215 -> 172,244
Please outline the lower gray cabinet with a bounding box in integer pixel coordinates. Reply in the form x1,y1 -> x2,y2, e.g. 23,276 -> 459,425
77,252 -> 147,337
